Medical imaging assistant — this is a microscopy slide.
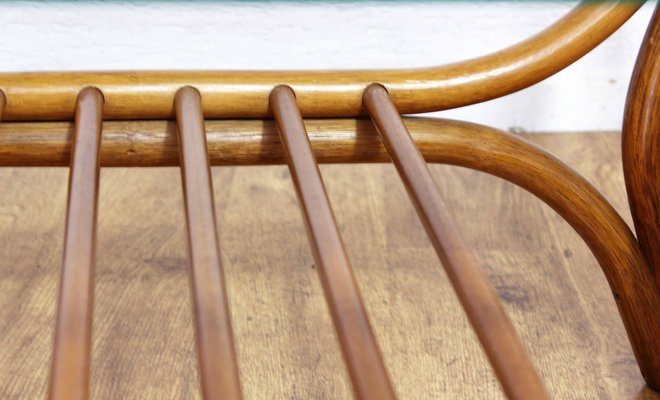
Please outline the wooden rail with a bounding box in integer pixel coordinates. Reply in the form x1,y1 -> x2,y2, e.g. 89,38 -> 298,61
0,2 -> 641,121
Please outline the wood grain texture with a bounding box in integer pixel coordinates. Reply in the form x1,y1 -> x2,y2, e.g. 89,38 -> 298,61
48,87 -> 104,400
0,2 -> 640,121
174,87 -> 243,400
623,5 -> 660,288
0,90 -> 5,122
364,84 -> 549,400
270,86 -> 396,400
1,117 -> 657,386
0,132 -> 656,399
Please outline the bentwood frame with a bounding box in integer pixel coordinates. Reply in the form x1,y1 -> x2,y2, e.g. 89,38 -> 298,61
0,1 -> 658,399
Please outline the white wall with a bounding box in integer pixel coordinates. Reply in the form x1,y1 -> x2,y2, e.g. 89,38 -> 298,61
0,1 -> 655,132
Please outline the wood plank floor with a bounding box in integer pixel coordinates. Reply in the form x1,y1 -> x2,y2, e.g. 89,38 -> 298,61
0,131 -> 657,399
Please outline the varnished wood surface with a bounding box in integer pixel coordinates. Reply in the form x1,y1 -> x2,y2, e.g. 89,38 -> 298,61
623,5 -> 660,289
175,87 -> 243,399
0,90 -> 5,122
1,116 -> 657,386
48,88 -> 104,400
364,85 -> 549,400
0,2 -> 641,121
270,86 -> 396,399
0,131 -> 657,399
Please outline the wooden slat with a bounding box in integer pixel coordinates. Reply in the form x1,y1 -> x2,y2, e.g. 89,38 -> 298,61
269,85 -> 396,400
48,87 -> 104,400
174,87 -> 243,400
363,84 -> 550,400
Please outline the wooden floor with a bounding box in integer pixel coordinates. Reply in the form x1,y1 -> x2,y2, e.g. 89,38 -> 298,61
0,131 -> 657,399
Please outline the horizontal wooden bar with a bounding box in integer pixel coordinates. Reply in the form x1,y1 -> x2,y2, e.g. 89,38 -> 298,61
364,84 -> 549,399
175,87 -> 243,399
48,87 -> 104,400
0,117 -> 657,387
0,2 -> 639,121
270,86 -> 396,400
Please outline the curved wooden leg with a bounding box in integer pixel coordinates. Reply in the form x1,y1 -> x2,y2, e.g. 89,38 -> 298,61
623,5 -> 660,289
407,120 -> 660,391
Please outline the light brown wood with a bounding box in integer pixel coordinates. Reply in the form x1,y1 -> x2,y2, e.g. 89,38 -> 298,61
48,87 -> 104,400
0,132 -> 656,399
363,84 -> 549,400
174,87 -> 243,399
270,86 -> 396,400
0,2 -> 640,121
623,5 -> 660,289
0,90 -> 5,122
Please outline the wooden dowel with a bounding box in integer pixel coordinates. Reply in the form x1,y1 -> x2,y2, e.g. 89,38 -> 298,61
363,84 -> 550,400
269,86 -> 397,400
174,87 -> 243,400
48,87 -> 104,400
0,2 -> 640,121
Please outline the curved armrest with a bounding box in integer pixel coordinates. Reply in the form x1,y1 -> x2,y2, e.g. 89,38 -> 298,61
0,1 -> 641,121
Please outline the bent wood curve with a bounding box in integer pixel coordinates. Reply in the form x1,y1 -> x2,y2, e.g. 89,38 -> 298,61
623,5 -> 660,287
2,116 -> 658,388
0,1 -> 640,121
